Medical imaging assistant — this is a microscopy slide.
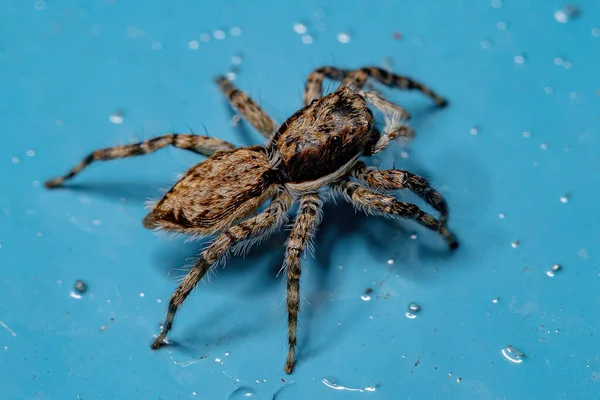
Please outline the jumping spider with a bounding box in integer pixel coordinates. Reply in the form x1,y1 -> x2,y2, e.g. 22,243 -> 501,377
45,66 -> 458,374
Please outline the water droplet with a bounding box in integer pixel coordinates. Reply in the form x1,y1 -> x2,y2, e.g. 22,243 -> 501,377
547,264 -> 562,278
215,358 -> 221,363
109,111 -> 124,124
593,28 -> 600,37
498,213 -> 505,219
188,40 -> 199,50
387,259 -> 394,265
502,345 -> 524,363
469,126 -> 479,135
554,5 -> 580,23
3,346 -> 7,351
34,1 -> 46,11
192,392 -> 197,396
213,30 -> 226,40
540,143 -> 548,150
497,22 -> 507,30
408,302 -> 421,312
36,231 -> 43,237
492,297 -> 499,303
150,41 -> 162,50
544,86 -> 554,94
400,150 -> 409,158
293,23 -> 307,34
337,32 -> 351,44
74,280 -> 88,294
228,387 -> 256,399
361,295 -> 371,301
200,33 -> 210,42
511,240 -> 520,248
490,0 -> 502,8
560,195 -> 569,203
26,150 -> 35,157
69,291 -> 82,300
156,298 -> 162,303
522,131 -> 531,138
226,72 -> 236,81
301,35 -> 313,44
569,92 -> 578,99
410,233 -> 418,239
514,54 -> 525,64
139,292 -> 145,297
232,55 -> 242,65
92,219 -> 101,226
225,351 -> 230,356
11,157 -> 20,164
480,40 -> 491,49
230,27 -> 242,36
577,248 -> 589,260
456,377 -> 462,383
554,57 -> 564,66
321,378 -> 376,392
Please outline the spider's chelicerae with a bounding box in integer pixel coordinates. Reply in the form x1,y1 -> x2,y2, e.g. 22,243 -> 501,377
45,66 -> 458,374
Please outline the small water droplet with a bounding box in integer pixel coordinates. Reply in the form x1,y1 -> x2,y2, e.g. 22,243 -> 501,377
226,72 -> 236,81
554,5 -> 580,23
593,28 -> 600,37
11,157 -> 20,164
156,298 -> 162,303
26,150 -> 35,157
387,259 -> 394,265
92,220 -> 101,226
554,57 -> 564,65
33,1 -> 46,11
540,143 -> 548,150
361,295 -> 371,301
200,33 -> 210,42
74,280 -> 88,294
228,386 -> 256,399
490,0 -> 502,8
497,22 -> 507,30
400,150 -> 409,158
301,35 -> 313,44
522,131 -> 531,138
69,291 -> 82,300
213,30 -> 226,40
410,233 -> 417,239
511,240 -> 520,248
560,195 -> 569,203
569,92 -> 578,99
225,351 -> 230,356
480,40 -> 491,49
139,292 -> 145,297
408,302 -> 421,313
337,32 -> 351,43
498,213 -> 505,219
293,23 -> 307,34
3,346 -> 7,351
151,41 -> 162,50
514,54 -> 525,64
321,378 -> 376,393
109,111 -> 124,124
230,27 -> 242,36
232,55 -> 242,65
469,126 -> 479,135
188,40 -> 199,50
502,345 -> 524,363
192,392 -> 197,396
544,86 -> 554,94
492,298 -> 499,303
36,231 -> 43,237
456,377 -> 462,383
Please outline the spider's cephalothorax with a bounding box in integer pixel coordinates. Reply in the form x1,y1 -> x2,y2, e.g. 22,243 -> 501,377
45,66 -> 458,374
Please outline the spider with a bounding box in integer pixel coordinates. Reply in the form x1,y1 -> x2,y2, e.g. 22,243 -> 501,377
45,66 -> 458,374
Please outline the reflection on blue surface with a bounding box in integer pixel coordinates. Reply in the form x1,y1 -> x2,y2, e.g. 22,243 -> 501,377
1,1 -> 599,399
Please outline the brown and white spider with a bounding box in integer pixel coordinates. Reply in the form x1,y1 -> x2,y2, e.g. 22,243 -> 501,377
45,66 -> 458,374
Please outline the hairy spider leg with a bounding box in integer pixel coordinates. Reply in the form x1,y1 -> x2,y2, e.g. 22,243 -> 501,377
44,134 -> 234,188
331,180 -> 458,249
283,192 -> 322,374
151,190 -> 292,349
351,161 -> 450,224
215,77 -> 278,139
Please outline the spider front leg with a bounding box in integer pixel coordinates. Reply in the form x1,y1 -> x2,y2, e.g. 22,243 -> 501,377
151,190 -> 292,349
331,180 -> 458,249
283,192 -> 323,374
351,161 -> 450,224
215,76 -> 277,139
304,66 -> 448,106
44,134 -> 234,188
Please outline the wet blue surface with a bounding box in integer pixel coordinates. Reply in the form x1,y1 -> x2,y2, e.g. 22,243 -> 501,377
1,1 -> 599,399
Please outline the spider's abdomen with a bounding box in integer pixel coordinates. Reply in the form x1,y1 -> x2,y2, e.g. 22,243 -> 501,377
143,147 -> 279,236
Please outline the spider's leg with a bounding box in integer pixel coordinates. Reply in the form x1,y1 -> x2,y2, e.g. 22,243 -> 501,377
331,180 -> 458,249
215,76 -> 277,139
303,66 -> 349,105
359,90 -> 411,121
44,134 -> 234,188
282,192 -> 322,374
341,67 -> 448,106
351,161 -> 450,224
151,190 -> 292,349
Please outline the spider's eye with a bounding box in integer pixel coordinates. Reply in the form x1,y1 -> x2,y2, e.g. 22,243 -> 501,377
331,135 -> 342,144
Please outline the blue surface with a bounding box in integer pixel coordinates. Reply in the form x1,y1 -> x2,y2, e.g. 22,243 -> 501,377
1,1 -> 599,399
